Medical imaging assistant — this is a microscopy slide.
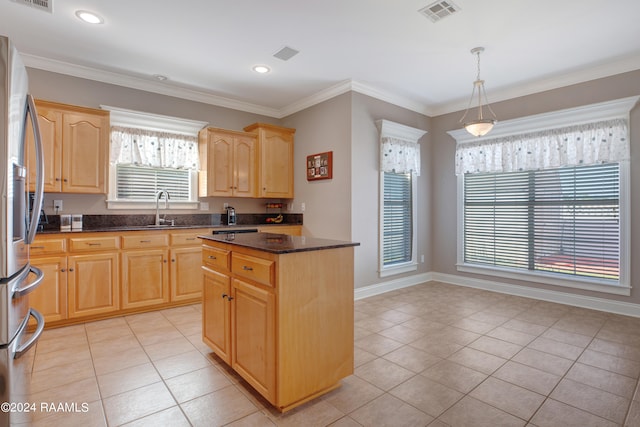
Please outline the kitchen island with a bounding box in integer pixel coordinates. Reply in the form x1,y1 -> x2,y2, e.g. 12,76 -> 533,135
199,232 -> 359,412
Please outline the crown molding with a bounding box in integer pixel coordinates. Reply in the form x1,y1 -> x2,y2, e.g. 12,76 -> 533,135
277,79 -> 354,117
22,53 -> 282,118
23,52 -> 640,121
431,54 -> 640,117
350,81 -> 431,116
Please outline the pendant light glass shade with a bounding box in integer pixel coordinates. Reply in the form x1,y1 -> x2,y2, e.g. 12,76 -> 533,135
460,47 -> 497,137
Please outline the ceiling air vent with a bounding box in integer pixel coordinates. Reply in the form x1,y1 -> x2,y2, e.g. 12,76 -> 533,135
418,0 -> 460,22
10,0 -> 53,13
273,46 -> 299,61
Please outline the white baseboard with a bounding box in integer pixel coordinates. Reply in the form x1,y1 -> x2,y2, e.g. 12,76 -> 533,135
354,273 -> 432,300
354,271 -> 640,318
431,272 -> 640,318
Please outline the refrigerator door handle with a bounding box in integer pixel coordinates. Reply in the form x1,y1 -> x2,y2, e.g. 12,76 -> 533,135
14,309 -> 44,359
12,265 -> 44,299
25,94 -> 44,244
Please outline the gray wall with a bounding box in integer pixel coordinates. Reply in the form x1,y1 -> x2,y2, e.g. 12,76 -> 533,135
430,70 -> 640,304
281,93 -> 352,240
349,93 -> 431,289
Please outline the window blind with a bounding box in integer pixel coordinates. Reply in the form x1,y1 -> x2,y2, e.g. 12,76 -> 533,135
464,163 -> 620,281
383,172 -> 413,266
116,164 -> 191,201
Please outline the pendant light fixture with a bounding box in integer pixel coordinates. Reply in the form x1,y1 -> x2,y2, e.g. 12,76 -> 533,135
459,47 -> 497,137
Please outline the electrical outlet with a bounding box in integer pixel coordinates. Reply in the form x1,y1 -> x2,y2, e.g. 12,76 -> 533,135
200,202 -> 209,211
301,202 -> 305,212
223,202 -> 228,209
53,200 -> 63,212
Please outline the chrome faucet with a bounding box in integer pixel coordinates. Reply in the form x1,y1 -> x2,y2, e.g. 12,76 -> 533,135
155,189 -> 172,226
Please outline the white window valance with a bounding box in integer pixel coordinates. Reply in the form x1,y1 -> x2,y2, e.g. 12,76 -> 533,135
381,137 -> 421,176
376,119 -> 427,176
110,126 -> 200,170
454,119 -> 629,175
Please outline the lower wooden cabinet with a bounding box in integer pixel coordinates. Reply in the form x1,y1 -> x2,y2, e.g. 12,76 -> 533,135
28,256 -> 67,323
231,278 -> 276,401
171,247 -> 203,302
121,249 -> 169,309
29,228 -> 213,326
202,268 -> 231,364
201,238 -> 354,413
67,253 -> 119,318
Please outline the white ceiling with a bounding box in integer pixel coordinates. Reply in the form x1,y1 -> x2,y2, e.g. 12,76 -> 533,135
3,0 -> 640,118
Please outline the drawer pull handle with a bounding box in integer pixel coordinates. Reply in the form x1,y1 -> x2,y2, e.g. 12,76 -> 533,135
31,246 -> 45,249
87,243 -> 101,246
140,240 -> 151,243
242,266 -> 253,271
186,238 -> 196,241
222,293 -> 234,301
208,255 -> 217,260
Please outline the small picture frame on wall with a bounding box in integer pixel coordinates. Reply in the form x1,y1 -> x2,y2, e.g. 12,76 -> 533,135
306,151 -> 333,181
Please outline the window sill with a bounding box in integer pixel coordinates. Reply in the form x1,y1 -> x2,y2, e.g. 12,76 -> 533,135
106,200 -> 200,210
456,263 -> 630,296
379,262 -> 418,278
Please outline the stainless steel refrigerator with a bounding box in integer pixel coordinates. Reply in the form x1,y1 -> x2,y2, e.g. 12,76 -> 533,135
0,35 -> 45,426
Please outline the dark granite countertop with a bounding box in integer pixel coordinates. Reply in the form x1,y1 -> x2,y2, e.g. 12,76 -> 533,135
35,214 -> 303,234
36,224 -> 289,234
199,232 -> 359,254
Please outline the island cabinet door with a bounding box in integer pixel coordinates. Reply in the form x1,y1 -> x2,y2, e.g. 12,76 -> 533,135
231,278 -> 276,404
203,268 -> 232,364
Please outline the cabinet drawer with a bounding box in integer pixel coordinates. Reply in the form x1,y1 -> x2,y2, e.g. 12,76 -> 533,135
203,246 -> 230,271
232,253 -> 275,287
31,238 -> 66,255
171,231 -> 206,247
122,234 -> 169,249
69,236 -> 119,252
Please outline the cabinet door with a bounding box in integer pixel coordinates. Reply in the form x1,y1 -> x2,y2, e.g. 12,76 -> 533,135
207,134 -> 234,196
67,253 -> 118,318
259,129 -> 294,198
29,256 -> 67,323
62,112 -> 108,193
203,268 -> 231,364
121,249 -> 169,309
170,247 -> 202,302
233,135 -> 257,197
26,106 -> 62,192
232,278 -> 276,402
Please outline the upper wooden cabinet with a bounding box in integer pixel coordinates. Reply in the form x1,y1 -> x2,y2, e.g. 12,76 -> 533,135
27,100 -> 109,194
244,123 -> 295,199
198,127 -> 257,198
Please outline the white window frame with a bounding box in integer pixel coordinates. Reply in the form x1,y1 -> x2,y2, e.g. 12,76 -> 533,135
102,105 -> 207,210
379,170 -> 418,277
448,97 -> 637,296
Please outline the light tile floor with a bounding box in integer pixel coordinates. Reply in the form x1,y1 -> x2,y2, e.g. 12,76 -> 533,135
15,281 -> 640,426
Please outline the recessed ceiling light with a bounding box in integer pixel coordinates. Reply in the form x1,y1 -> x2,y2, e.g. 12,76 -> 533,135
153,74 -> 168,81
75,10 -> 104,24
252,65 -> 271,74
